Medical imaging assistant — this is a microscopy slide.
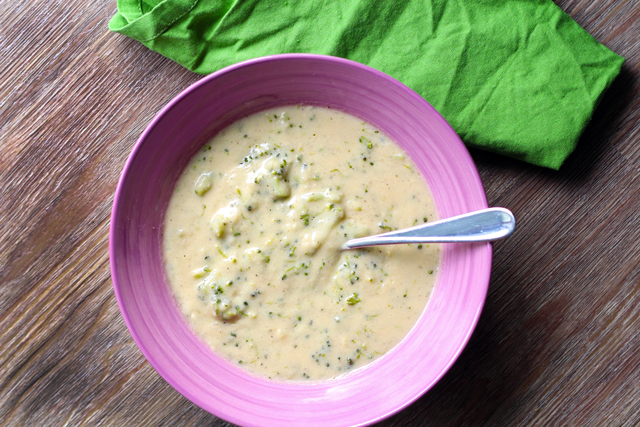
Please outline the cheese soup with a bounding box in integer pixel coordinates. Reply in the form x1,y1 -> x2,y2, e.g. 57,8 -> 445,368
163,106 -> 439,381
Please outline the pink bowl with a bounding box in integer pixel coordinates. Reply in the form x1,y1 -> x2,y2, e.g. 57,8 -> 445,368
110,54 -> 491,426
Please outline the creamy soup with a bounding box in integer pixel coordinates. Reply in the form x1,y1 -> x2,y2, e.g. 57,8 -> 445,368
163,106 -> 439,381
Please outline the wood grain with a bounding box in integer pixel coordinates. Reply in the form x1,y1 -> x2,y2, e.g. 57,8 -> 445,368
1,0 -> 639,426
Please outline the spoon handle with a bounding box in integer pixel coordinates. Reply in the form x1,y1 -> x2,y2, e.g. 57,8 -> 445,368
341,207 -> 515,250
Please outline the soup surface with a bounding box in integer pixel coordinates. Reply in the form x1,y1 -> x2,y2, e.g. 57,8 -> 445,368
163,106 -> 439,381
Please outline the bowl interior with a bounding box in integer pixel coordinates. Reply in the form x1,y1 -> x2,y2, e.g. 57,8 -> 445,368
110,54 -> 490,427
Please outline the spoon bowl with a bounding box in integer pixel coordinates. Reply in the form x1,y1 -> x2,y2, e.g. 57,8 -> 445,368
110,54 -> 494,427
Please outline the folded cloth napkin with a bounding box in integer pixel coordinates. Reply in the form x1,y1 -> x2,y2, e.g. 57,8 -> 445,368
109,0 -> 624,169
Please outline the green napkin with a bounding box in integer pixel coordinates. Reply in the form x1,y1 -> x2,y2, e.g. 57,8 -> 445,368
109,0 -> 623,169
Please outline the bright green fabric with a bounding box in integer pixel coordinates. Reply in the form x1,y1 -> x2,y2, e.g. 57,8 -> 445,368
109,0 -> 624,169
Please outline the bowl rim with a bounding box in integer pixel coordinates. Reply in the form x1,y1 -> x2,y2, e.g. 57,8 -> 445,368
110,53 -> 490,426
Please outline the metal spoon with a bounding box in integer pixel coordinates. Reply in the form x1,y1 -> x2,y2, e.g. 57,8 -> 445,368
342,207 -> 515,250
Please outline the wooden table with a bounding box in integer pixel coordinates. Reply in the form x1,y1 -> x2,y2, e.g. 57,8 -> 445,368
1,1 -> 638,425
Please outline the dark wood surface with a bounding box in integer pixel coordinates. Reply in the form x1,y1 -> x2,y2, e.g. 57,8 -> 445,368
1,1 -> 639,426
